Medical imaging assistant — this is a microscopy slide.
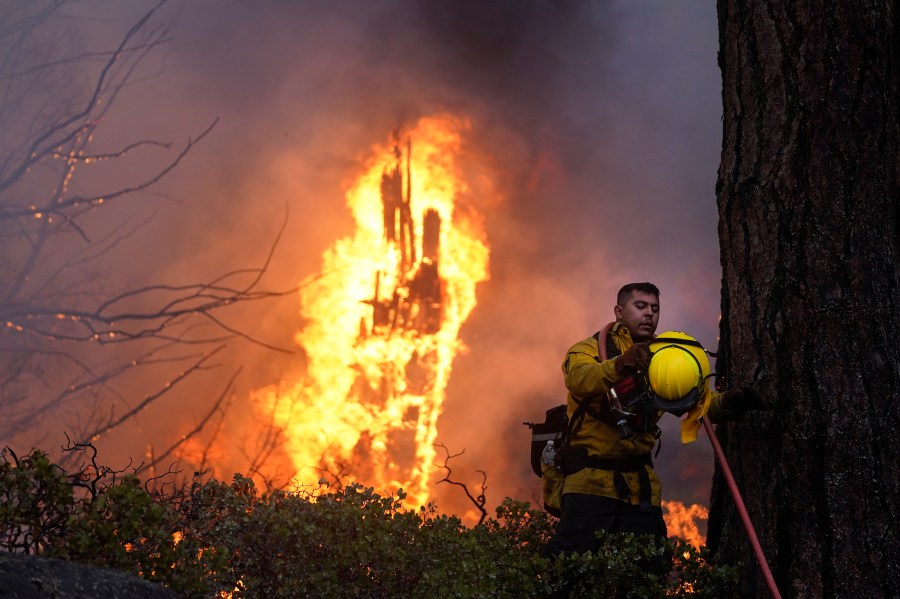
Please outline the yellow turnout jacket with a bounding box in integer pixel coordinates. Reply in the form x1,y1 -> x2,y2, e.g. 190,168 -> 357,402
560,323 -> 734,507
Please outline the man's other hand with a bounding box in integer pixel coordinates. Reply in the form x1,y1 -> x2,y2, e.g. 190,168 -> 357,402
721,386 -> 768,414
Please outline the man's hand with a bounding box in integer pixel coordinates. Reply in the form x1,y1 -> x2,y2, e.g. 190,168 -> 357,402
614,342 -> 651,375
721,386 -> 768,415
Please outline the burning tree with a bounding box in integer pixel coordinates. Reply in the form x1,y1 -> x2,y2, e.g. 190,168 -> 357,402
254,116 -> 491,509
710,2 -> 900,597
0,1 -> 288,466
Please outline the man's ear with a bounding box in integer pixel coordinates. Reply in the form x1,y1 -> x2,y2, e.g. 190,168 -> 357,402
613,304 -> 623,321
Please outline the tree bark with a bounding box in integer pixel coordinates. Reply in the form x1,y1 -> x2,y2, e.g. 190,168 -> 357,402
710,2 -> 900,598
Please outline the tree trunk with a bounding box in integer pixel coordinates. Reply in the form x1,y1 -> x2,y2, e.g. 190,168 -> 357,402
709,2 -> 900,598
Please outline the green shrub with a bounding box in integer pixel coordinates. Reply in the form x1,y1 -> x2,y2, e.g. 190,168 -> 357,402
0,448 -> 741,598
0,447 -> 225,597
0,448 -> 73,553
539,531 -> 740,598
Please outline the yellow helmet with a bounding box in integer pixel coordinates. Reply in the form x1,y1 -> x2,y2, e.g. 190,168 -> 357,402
647,331 -> 710,412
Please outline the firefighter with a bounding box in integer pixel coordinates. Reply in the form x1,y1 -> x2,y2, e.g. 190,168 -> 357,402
544,281 -> 765,557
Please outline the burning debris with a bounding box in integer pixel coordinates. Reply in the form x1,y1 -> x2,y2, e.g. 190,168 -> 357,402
363,130 -> 443,337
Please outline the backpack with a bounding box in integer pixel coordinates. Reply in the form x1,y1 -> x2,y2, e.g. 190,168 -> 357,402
525,397 -> 606,517
526,404 -> 568,478
523,404 -> 569,516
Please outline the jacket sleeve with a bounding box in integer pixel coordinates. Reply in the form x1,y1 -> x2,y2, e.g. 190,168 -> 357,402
680,389 -> 751,443
561,338 -> 622,397
706,390 -> 742,423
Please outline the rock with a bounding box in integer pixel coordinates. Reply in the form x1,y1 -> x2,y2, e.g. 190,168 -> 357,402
0,553 -> 183,599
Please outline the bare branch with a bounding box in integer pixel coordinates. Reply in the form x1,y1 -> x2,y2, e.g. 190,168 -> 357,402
434,443 -> 488,525
1,342 -> 210,438
240,390 -> 290,491
75,345 -> 227,445
61,435 -> 134,500
0,0 -> 172,195
52,139 -> 173,162
133,367 -> 239,477
1,210 -> 297,351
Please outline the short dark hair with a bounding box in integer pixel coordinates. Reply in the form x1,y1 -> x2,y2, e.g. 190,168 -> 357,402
617,282 -> 660,306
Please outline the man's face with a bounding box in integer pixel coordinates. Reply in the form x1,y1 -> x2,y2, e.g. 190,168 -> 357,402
614,290 -> 660,342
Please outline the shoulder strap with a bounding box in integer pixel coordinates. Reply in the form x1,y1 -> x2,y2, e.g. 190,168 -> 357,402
568,325 -> 617,440
567,395 -> 606,441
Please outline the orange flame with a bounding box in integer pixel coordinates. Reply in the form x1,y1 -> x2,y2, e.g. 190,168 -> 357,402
662,499 -> 708,548
253,115 -> 490,508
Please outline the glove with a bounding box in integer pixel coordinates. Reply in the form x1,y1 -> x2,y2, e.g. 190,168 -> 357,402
614,342 -> 651,375
720,386 -> 767,415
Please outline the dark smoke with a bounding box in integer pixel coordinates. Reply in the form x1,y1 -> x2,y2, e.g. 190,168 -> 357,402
26,0 -> 723,522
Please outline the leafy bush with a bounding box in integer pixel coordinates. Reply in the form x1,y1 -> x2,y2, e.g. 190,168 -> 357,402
0,448 -> 740,598
0,448 -> 73,553
0,447 -> 225,596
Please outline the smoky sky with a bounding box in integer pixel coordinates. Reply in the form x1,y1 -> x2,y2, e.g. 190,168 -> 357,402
37,0 -> 723,520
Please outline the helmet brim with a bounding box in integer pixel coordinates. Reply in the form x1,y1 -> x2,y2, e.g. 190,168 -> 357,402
651,387 -> 700,413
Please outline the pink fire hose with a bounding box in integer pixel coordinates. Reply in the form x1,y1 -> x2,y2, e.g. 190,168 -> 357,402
702,418 -> 782,599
